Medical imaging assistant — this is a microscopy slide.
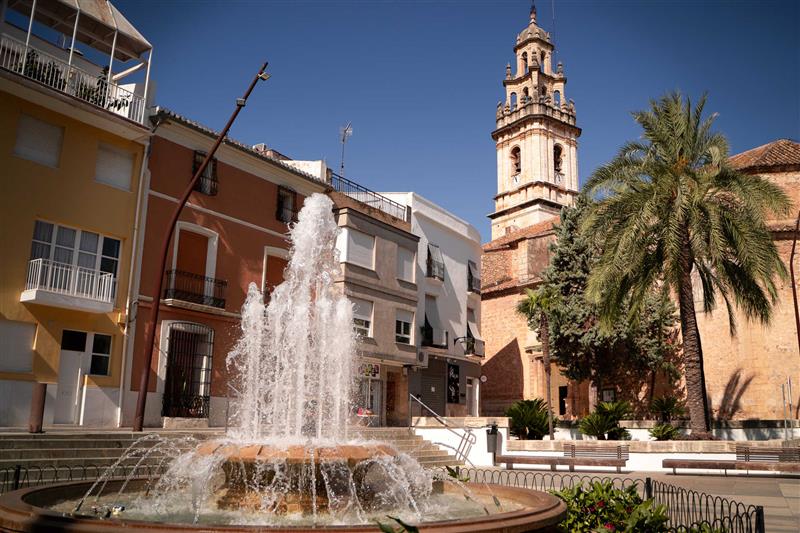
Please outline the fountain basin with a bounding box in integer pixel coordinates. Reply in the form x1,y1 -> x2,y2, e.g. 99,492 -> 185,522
0,479 -> 566,532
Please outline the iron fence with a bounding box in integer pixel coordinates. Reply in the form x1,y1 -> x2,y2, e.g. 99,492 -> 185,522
0,463 -> 165,495
439,467 -> 765,533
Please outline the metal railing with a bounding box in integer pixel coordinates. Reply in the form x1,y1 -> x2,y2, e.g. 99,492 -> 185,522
193,174 -> 218,196
0,35 -> 146,124
437,468 -> 765,533
426,257 -> 445,280
0,463 -> 166,495
467,267 -> 481,293
275,204 -> 298,224
409,393 -> 476,462
329,172 -> 408,222
164,270 -> 227,309
25,258 -> 114,303
420,323 -> 448,348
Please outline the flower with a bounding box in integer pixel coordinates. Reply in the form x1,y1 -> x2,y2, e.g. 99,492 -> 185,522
604,523 -> 615,531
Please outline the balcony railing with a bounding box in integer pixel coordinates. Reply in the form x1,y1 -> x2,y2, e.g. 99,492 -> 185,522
276,204 -> 298,224
464,337 -> 485,357
421,323 -> 448,348
24,258 -> 114,304
193,175 -> 218,196
164,270 -> 227,309
329,172 -> 408,222
0,35 -> 146,124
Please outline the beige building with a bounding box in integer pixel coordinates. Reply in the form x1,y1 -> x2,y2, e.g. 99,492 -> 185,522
481,5 -> 579,416
697,139 -> 800,421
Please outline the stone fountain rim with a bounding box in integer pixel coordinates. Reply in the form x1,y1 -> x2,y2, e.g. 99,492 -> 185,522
0,479 -> 566,532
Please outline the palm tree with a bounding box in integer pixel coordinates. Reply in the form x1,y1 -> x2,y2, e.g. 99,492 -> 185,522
516,286 -> 559,439
582,92 -> 790,434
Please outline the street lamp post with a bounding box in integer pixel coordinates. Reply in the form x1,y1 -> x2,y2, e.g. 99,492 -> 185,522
132,62 -> 270,432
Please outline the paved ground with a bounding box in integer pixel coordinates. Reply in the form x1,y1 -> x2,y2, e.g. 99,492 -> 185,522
643,472 -> 799,533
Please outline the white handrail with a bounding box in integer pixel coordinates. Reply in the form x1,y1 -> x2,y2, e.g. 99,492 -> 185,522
409,393 -> 476,462
25,258 -> 114,303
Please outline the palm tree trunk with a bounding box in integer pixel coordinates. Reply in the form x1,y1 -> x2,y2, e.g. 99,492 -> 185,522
541,312 -> 554,439
677,240 -> 711,434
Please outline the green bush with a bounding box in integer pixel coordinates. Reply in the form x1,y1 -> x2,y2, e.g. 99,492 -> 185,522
554,480 -> 668,532
651,396 -> 685,423
505,399 -> 551,440
579,401 -> 632,440
649,423 -> 679,441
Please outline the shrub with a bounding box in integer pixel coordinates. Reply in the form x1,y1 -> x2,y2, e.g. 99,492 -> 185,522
554,480 -> 668,532
651,396 -> 685,423
649,423 -> 679,441
505,399 -> 551,440
579,401 -> 632,440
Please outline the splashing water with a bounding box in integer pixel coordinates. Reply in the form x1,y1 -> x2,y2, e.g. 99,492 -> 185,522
226,193 -> 357,444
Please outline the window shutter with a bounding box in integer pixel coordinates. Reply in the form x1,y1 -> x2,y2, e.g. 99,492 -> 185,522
347,229 -> 375,269
351,297 -> 373,322
95,143 -> 134,191
397,309 -> 414,326
397,246 -> 415,281
14,114 -> 63,167
467,308 -> 482,341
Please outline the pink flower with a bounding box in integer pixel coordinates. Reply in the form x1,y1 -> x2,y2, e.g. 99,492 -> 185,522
604,523 -> 615,531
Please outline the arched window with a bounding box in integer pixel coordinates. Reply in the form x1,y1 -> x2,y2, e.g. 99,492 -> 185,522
539,51 -> 545,72
521,52 -> 528,73
510,92 -> 517,110
554,90 -> 561,107
553,144 -> 563,174
522,87 -> 529,102
510,146 -> 521,176
539,85 -> 547,101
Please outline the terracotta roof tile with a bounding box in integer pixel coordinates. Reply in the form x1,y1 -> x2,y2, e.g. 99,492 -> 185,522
483,219 -> 555,251
728,139 -> 800,173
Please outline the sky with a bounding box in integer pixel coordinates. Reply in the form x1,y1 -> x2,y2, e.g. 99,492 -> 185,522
112,0 -> 800,242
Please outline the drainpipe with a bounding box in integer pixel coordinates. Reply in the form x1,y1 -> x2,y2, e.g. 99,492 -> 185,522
67,9 -> 79,68
21,0 -> 36,72
117,115 -> 164,427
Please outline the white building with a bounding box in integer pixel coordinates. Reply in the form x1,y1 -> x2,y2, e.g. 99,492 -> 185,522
381,192 -> 484,418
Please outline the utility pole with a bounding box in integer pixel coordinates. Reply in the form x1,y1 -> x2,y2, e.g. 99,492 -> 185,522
339,122 -> 352,177
132,62 -> 270,432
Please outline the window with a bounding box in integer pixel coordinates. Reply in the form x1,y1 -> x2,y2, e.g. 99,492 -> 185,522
539,51 -> 546,72
510,92 -> 517,110
14,114 -> 63,167
601,388 -> 616,403
276,186 -> 297,223
61,330 -> 87,351
95,143 -> 134,191
90,333 -> 112,375
396,309 -> 413,344
521,51 -> 528,73
465,308 -> 484,356
30,221 -> 121,295
467,260 -> 481,293
510,146 -> 521,176
192,151 -> 218,195
554,144 -> 563,174
397,246 -> 415,282
426,243 -> 445,280
422,295 -> 447,347
339,228 -> 375,269
553,90 -> 561,108
522,87 -> 529,103
352,297 -> 373,338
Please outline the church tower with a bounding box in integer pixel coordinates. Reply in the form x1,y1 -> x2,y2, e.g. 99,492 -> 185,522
489,4 -> 581,239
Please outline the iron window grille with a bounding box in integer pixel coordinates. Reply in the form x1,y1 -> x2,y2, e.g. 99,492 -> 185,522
192,151 -> 218,196
164,270 -> 227,309
161,322 -> 214,419
276,186 -> 298,224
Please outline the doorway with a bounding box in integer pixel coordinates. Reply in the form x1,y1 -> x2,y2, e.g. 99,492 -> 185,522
161,322 -> 214,418
54,330 -> 88,424
466,377 -> 479,417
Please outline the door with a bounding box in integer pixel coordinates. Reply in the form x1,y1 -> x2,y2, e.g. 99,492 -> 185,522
54,329 -> 89,424
162,322 -> 214,418
466,378 -> 479,417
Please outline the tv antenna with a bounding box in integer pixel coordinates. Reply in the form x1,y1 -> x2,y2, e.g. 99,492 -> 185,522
339,122 -> 353,177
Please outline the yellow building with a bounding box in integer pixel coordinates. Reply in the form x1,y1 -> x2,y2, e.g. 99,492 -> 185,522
0,0 -> 152,427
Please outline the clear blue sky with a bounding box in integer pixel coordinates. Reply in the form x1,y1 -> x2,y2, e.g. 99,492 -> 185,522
116,0 -> 800,242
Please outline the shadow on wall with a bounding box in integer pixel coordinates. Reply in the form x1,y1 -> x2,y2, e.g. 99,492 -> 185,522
481,338 -> 524,416
711,368 -> 754,421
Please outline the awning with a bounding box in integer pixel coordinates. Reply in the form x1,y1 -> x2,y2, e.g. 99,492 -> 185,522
468,260 -> 480,280
427,243 -> 444,265
467,309 -> 482,342
9,0 -> 152,61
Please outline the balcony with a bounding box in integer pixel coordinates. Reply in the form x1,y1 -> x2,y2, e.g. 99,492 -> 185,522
0,35 -> 147,124
164,270 -> 227,310
276,203 -> 298,224
329,172 -> 409,222
464,337 -> 485,357
20,258 -> 114,313
421,323 -> 448,349
426,257 -> 445,281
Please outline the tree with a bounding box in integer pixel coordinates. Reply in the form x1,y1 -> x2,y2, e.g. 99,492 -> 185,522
516,286 -> 559,439
582,92 -> 790,434
530,197 -> 679,415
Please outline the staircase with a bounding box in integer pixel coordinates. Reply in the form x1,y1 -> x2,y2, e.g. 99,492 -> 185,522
0,427 -> 460,492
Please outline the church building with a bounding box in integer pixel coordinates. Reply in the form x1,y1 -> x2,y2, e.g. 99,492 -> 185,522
480,4 -> 586,417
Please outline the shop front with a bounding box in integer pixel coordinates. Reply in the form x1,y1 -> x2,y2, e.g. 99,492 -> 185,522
410,355 -> 481,418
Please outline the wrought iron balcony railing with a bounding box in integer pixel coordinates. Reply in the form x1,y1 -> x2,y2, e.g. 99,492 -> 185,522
164,270 -> 227,309
276,204 -> 298,224
329,172 -> 409,222
426,258 -> 445,281
421,323 -> 448,348
0,35 -> 146,124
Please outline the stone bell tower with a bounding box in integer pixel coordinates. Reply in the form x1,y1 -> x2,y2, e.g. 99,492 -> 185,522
489,3 -> 581,239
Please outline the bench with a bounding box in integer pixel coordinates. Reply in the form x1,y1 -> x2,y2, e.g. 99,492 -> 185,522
494,442 -> 630,473
662,446 -> 800,475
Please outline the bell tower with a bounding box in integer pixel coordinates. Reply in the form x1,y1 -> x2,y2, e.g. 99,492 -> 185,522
489,3 -> 581,239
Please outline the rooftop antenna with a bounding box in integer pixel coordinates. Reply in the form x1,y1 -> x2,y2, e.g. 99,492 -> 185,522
339,122 -> 353,177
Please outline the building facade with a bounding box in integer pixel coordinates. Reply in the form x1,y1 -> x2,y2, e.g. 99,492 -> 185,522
383,193 -> 485,419
0,0 -> 152,427
480,5 -> 580,416
122,109 -> 328,428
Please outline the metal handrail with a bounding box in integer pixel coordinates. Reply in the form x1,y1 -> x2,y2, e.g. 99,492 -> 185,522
409,393 -> 476,462
329,172 -> 408,221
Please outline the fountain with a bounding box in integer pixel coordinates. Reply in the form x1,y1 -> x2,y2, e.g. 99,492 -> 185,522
0,194 -> 565,531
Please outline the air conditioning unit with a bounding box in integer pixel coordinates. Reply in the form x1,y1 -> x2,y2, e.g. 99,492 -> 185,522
417,351 -> 429,368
